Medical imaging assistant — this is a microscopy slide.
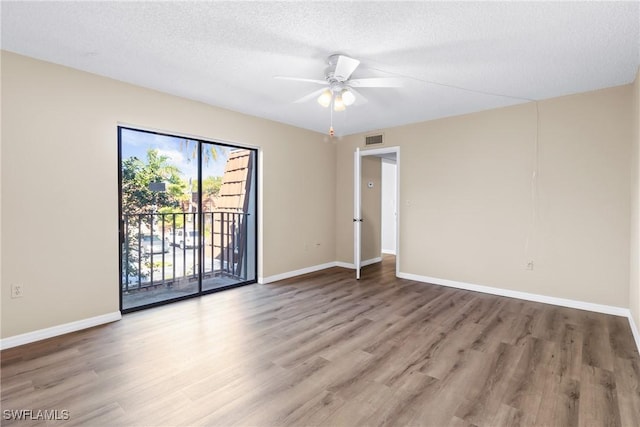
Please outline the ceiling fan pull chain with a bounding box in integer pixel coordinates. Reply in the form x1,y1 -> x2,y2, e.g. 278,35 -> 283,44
329,100 -> 335,137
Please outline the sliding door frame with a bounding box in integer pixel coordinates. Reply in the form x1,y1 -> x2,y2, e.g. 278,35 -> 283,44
117,126 -> 259,313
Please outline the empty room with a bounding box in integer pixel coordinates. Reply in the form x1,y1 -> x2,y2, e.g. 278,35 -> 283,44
1,1 -> 639,426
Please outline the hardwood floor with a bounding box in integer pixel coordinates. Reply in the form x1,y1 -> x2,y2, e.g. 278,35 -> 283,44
2,256 -> 639,426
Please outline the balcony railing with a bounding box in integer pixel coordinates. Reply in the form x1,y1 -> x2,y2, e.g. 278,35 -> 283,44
120,211 -> 250,292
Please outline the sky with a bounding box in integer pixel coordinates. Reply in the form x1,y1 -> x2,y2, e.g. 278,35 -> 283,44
120,128 -> 229,180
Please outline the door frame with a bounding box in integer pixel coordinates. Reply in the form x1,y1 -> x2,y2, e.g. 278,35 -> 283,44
354,146 -> 400,279
117,125 -> 259,313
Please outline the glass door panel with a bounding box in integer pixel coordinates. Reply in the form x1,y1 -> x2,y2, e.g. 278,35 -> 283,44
200,144 -> 256,292
119,127 -> 257,312
119,128 -> 200,310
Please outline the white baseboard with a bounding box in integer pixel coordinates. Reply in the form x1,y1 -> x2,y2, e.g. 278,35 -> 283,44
335,261 -> 354,269
397,272 -> 629,316
4,271 -> 638,356
334,257 -> 383,270
260,257 -> 384,284
398,271 -> 640,354
0,311 -> 122,350
363,257 -> 383,267
629,314 -> 640,356
382,249 -> 396,255
259,261 -> 338,284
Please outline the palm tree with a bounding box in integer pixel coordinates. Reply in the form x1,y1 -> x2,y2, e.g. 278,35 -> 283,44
121,148 -> 186,215
180,139 -> 222,167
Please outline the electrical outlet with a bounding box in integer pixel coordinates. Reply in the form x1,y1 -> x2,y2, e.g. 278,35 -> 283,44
526,261 -> 534,271
11,284 -> 24,298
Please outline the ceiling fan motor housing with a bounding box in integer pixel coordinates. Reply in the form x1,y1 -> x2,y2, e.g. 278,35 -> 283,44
326,76 -> 346,94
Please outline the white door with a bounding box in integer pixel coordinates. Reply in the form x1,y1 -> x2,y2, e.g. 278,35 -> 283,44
354,147 -> 362,279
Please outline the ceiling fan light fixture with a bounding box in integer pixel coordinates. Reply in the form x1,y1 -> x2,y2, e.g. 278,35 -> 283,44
341,89 -> 355,106
334,94 -> 346,112
317,89 -> 332,108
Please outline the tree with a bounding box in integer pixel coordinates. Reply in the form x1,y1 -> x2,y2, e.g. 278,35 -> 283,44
157,206 -> 186,230
121,149 -> 185,215
121,149 -> 187,284
200,176 -> 223,198
180,139 -> 226,167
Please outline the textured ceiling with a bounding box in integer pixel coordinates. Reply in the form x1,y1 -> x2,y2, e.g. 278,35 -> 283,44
2,1 -> 639,136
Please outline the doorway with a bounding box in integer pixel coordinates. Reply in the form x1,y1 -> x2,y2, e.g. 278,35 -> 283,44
381,156 -> 397,256
354,146 -> 399,279
118,127 -> 258,312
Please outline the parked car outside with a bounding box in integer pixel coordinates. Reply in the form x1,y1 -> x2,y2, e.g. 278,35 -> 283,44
168,229 -> 200,249
140,234 -> 169,255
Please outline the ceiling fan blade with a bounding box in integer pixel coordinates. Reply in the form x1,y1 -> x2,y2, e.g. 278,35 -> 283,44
349,88 -> 368,105
293,88 -> 327,104
274,76 -> 327,85
349,77 -> 403,88
334,55 -> 360,81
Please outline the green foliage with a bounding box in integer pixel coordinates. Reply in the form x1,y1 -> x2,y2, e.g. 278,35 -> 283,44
121,149 -> 185,215
157,207 -> 186,229
193,176 -> 223,198
122,149 -> 187,281
121,145 -> 226,288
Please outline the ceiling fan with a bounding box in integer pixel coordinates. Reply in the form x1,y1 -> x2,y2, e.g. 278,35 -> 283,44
275,54 -> 403,112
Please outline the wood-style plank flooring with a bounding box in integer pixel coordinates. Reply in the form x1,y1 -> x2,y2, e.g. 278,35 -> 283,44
2,256 -> 639,426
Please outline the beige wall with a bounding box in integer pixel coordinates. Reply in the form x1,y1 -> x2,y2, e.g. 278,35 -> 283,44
2,50 -> 636,341
337,85 -> 632,307
631,68 -> 640,330
1,52 -> 336,338
360,156 -> 382,262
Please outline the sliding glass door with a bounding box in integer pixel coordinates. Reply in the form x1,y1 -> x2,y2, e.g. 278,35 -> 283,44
118,127 -> 257,312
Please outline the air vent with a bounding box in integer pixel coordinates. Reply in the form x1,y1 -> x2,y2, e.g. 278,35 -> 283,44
365,134 -> 384,146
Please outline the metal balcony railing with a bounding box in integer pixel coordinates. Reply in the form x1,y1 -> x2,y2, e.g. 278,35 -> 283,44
120,211 -> 250,292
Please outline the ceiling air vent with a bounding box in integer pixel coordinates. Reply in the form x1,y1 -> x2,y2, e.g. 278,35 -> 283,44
365,133 -> 384,146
